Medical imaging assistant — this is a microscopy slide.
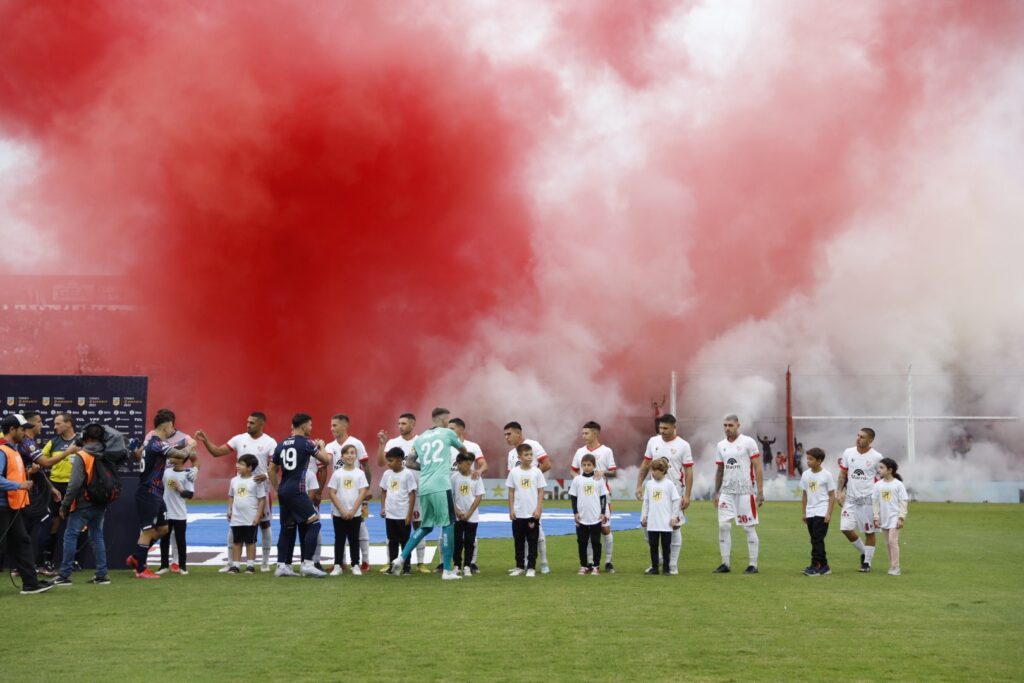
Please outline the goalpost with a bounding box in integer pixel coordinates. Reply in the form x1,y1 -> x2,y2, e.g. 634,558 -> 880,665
785,365 -> 1018,472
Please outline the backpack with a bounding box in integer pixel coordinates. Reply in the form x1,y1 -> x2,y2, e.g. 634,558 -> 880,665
84,453 -> 122,505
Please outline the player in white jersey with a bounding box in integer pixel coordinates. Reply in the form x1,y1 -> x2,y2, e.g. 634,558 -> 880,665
570,421 -> 618,572
325,414 -> 371,571
635,414 -> 693,574
712,414 -> 764,574
503,421 -> 550,573
377,413 -> 429,571
448,418 -> 487,476
439,417 -> 486,572
196,411 -> 278,571
837,427 -> 883,572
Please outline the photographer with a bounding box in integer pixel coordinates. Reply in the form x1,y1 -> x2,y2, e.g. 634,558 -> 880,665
53,424 -> 113,586
0,414 -> 55,594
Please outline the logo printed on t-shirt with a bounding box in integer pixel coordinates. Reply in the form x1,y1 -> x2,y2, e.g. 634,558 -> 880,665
389,480 -> 399,492
520,477 -> 531,489
584,484 -> 595,496
459,483 -> 470,496
809,481 -> 818,492
653,490 -> 662,502
343,478 -> 353,490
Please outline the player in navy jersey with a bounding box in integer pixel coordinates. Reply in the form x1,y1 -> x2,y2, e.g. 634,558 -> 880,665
127,412 -> 195,579
269,413 -> 330,577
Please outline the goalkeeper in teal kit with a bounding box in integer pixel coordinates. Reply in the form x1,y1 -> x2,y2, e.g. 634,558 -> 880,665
390,407 -> 468,581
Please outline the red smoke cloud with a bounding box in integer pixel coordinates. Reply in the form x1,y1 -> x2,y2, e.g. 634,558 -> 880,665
0,1 -> 550,490
2,1 -> 1022,492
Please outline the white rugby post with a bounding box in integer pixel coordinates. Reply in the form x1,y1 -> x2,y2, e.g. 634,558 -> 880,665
790,365 -> 1017,464
906,365 -> 915,464
670,370 -> 677,417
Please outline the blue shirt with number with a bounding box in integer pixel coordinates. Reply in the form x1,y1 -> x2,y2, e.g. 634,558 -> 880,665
273,436 -> 318,494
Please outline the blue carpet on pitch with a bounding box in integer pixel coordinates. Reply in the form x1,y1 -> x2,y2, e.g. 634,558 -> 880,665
184,502 -> 642,545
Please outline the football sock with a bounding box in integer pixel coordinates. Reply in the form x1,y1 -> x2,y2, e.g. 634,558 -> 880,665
864,545 -> 876,565
402,526 -> 433,562
441,524 -> 455,571
669,528 -> 682,570
416,537 -> 426,564
538,528 -> 548,566
260,527 -> 272,565
359,523 -> 370,565
313,531 -> 322,563
278,523 -> 296,566
718,523 -> 732,565
226,527 -> 234,565
604,532 -> 614,564
300,522 -> 321,562
744,526 -> 759,567
850,537 -> 866,554
133,544 -> 150,571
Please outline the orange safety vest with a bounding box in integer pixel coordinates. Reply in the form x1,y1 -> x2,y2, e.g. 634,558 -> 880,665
71,452 -> 97,512
0,443 -> 29,509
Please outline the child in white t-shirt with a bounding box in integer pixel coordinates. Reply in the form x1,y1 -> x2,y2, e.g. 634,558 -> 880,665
379,447 -> 418,575
641,459 -> 681,575
451,452 -> 485,577
159,456 -> 198,575
326,444 -> 370,576
872,457 -> 909,576
506,444 -> 546,577
569,453 -> 608,575
800,447 -> 836,576
227,454 -> 267,574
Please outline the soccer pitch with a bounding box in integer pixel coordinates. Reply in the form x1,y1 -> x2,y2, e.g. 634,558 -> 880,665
6,501 -> 1022,682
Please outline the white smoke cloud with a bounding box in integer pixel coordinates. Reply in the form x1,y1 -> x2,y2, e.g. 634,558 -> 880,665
682,57 -> 1024,483
432,1 -> 1024,488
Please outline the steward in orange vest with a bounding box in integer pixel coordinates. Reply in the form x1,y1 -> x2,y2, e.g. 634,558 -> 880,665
0,413 -> 55,593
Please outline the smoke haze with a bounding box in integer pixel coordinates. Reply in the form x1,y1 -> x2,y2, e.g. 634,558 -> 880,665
2,1 -> 1022,493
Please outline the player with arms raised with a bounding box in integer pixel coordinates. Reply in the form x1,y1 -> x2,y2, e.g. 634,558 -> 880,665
390,407 -> 467,581
837,427 -> 883,572
712,414 -> 764,574
195,411 -> 277,571
269,413 -> 330,578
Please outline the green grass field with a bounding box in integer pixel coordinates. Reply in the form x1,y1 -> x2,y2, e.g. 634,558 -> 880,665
6,501 -> 1023,682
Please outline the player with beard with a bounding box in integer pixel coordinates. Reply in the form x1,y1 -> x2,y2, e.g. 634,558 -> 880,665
196,412 -> 278,571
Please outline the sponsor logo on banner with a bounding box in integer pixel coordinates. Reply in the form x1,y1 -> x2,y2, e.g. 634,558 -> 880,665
113,397 -> 121,406
6,397 -> 13,407
42,397 -> 50,406
77,397 -> 85,407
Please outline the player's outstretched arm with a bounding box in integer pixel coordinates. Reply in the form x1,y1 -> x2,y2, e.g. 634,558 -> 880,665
682,467 -> 693,510
713,463 -> 724,504
836,469 -> 847,506
376,430 -> 388,467
753,458 -> 764,506
406,490 -> 416,525
635,459 -> 651,499
194,430 -> 232,457
473,457 -> 488,479
313,440 -> 330,464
